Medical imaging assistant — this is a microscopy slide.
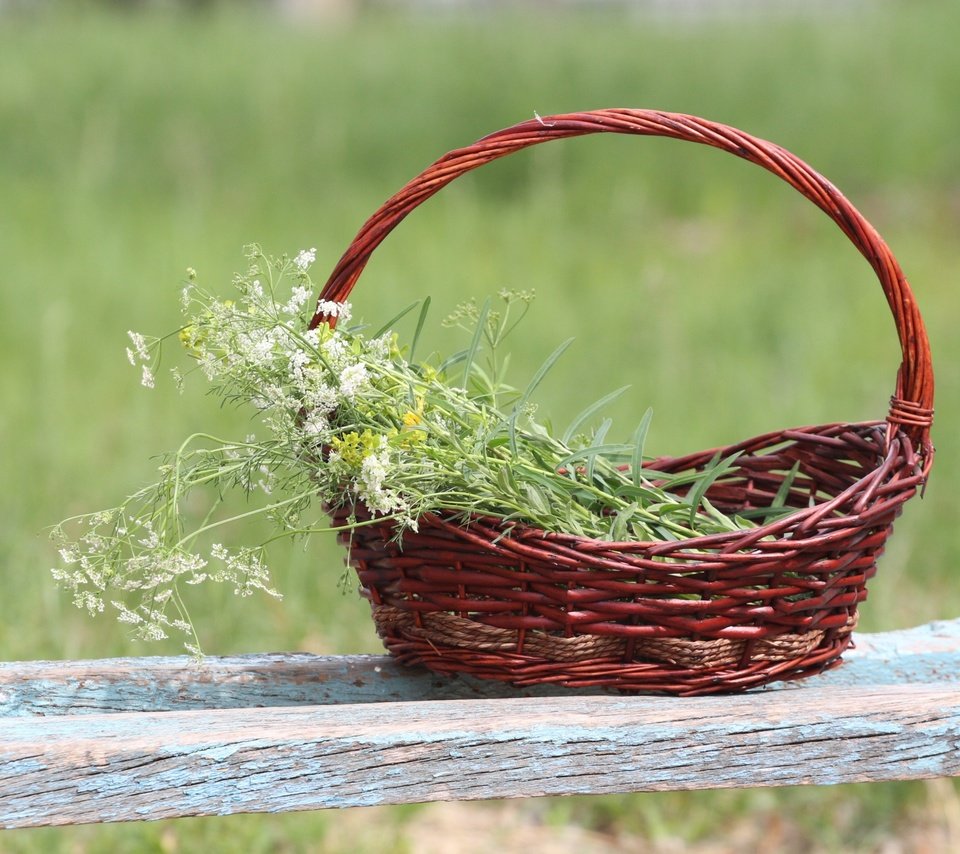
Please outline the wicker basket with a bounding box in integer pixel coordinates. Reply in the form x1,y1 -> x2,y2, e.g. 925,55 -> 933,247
310,109 -> 935,695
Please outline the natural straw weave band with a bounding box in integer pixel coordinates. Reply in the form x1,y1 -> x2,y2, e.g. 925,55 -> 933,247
371,605 -> 856,670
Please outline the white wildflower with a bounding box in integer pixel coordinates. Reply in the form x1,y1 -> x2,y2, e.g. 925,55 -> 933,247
356,444 -> 404,516
237,331 -> 275,365
250,279 -> 264,300
316,300 -> 352,322
211,543 -> 229,560
368,334 -> 391,360
141,365 -> 155,389
338,362 -> 369,400
289,348 -> 310,377
302,414 -> 328,435
305,383 -> 338,415
128,331 -> 150,361
283,285 -> 312,315
138,524 -> 160,549
58,548 -> 79,565
140,624 -> 168,642
294,247 -> 317,270
126,347 -> 136,366
199,352 -> 218,380
323,334 -> 347,364
75,591 -> 105,616
257,465 -> 275,495
113,602 -> 143,625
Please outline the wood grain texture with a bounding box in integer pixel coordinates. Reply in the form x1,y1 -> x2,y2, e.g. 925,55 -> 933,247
2,619 -> 958,718
1,619 -> 957,828
2,685 -> 958,828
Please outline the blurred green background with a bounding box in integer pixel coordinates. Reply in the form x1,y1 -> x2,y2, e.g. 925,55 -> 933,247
1,1 -> 958,851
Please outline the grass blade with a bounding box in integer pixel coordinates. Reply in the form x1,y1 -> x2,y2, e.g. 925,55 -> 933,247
408,295 -> 431,362
609,502 -> 638,541
771,461 -> 801,509
586,417 -> 613,483
462,297 -> 490,387
555,443 -> 635,471
631,407 -> 654,487
517,337 -> 575,407
685,451 -> 742,527
372,301 -> 420,339
437,348 -> 467,375
561,385 -> 629,446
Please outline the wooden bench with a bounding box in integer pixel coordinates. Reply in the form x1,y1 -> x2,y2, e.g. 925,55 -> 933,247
2,618 -> 958,829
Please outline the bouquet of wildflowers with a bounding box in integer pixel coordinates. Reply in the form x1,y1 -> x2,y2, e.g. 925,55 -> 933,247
52,246 -> 789,652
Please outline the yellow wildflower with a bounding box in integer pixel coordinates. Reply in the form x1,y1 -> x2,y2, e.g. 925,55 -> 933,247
329,430 -> 381,468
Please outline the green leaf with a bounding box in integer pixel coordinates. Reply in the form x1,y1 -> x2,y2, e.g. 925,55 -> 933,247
469,362 -> 496,397
555,443 -> 635,471
611,482 -> 669,504
586,418 -> 613,483
372,301 -> 420,339
684,451 -> 742,527
517,337 -> 575,407
561,385 -> 630,446
631,408 -> 654,487
496,464 -> 517,496
508,410 -> 520,456
437,348 -> 467,375
609,502 -> 638,541
409,295 -> 431,362
525,484 -> 551,516
700,496 -> 739,531
771,461 -> 801,509
462,298 -> 491,388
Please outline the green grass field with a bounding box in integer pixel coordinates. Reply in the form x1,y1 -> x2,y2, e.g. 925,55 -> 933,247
1,2 -> 959,850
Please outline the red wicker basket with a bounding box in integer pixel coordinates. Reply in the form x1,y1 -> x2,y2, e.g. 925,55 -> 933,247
310,109 -> 935,695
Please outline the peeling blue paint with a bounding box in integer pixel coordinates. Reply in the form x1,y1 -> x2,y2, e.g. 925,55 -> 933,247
2,620 -> 959,828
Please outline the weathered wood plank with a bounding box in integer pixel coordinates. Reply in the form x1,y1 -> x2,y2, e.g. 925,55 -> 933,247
2,619 -> 958,717
0,653 -> 607,718
2,685 -> 958,828
2,620 -> 956,828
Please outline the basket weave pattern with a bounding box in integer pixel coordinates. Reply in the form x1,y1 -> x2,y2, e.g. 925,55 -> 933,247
313,110 -> 934,695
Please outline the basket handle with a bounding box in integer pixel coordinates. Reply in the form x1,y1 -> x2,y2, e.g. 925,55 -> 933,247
311,108 -> 934,452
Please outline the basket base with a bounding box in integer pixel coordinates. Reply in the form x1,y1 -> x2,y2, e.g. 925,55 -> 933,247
369,604 -> 857,696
